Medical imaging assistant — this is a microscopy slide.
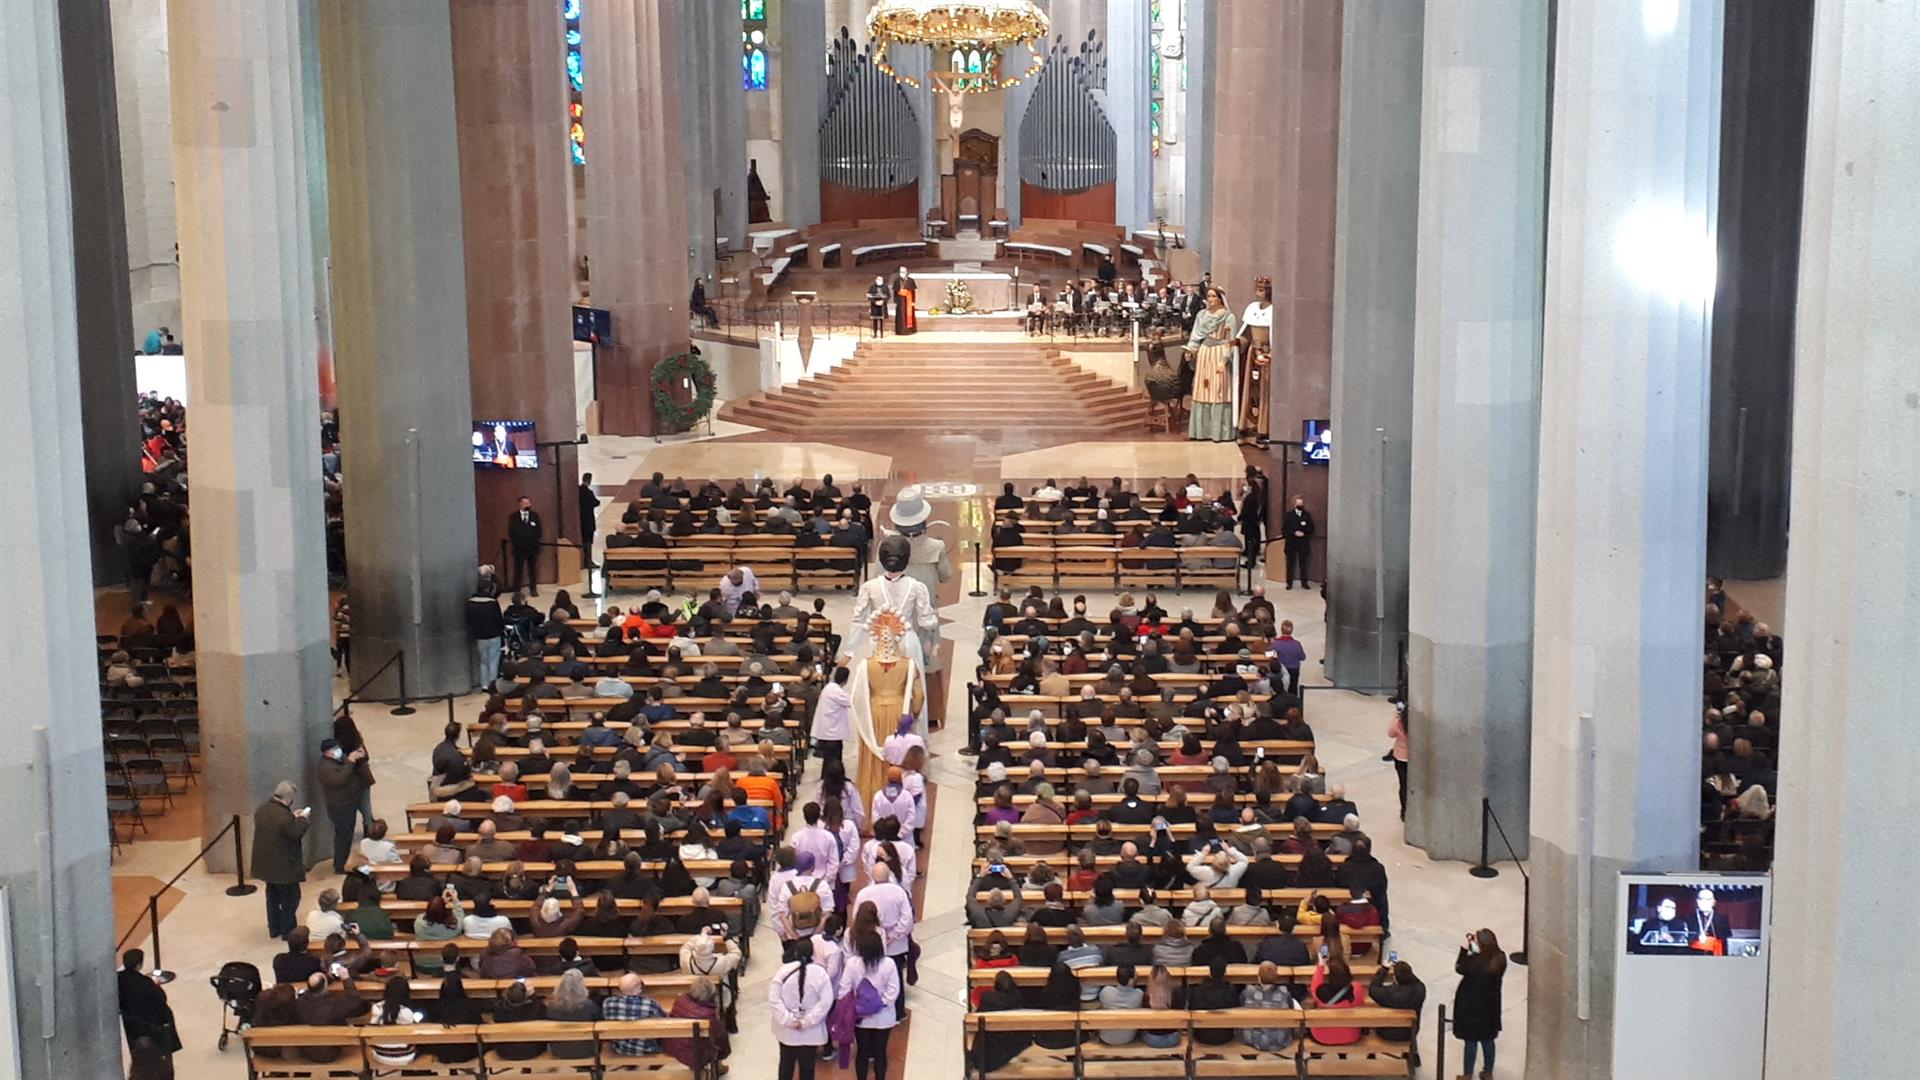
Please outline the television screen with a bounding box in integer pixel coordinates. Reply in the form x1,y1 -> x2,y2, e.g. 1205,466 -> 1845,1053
1623,879 -> 1765,957
472,420 -> 538,469
1302,420 -> 1331,465
572,305 -> 612,343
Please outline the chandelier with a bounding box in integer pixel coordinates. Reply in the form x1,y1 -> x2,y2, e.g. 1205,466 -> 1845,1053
866,0 -> 1050,93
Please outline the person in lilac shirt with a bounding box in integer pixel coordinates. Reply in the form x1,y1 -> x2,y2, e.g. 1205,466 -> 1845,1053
790,803 -> 843,888
852,863 -> 916,1022
1269,619 -> 1308,694
871,767 -> 917,844
717,566 -> 760,617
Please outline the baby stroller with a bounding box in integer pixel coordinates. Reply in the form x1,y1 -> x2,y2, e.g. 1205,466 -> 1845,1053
208,960 -> 262,1050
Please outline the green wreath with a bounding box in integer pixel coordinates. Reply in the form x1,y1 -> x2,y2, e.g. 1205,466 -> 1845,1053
651,351 -> 717,431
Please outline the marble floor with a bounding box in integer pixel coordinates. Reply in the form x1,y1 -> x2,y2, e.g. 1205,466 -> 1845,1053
120,421 -> 1529,1079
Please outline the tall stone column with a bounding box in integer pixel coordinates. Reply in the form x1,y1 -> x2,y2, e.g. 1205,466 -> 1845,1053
1528,3 -> 1721,1075
450,0 -> 580,588
1706,0 -> 1814,581
681,0 -> 749,280
584,0 -> 691,436
1209,0 -> 1341,559
170,0 -> 335,856
1403,0 -> 1548,862
1106,0 -> 1153,229
1765,4 -> 1920,1075
0,3 -> 124,1075
319,0 -> 480,697
778,0 -> 827,228
1181,0 -> 1215,261
59,0 -> 142,581
1325,0 -> 1421,690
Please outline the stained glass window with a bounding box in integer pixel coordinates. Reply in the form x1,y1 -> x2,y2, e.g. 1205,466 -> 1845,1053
565,0 -> 584,165
743,1 -> 769,89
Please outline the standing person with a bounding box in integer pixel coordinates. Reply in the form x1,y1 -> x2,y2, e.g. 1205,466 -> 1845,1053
578,473 -> 601,572
1182,286 -> 1240,442
252,781 -> 313,939
889,266 -> 918,336
507,496 -> 543,596
1454,928 -> 1508,1080
1386,702 -> 1409,820
866,276 -> 890,337
316,739 -> 372,873
852,864 -> 915,1021
1281,496 -> 1315,590
838,926 -> 902,1080
770,939 -> 835,1080
810,667 -> 853,766
330,596 -> 352,674
117,949 -> 181,1061
1239,466 -> 1269,570
1269,620 -> 1307,695
466,586 -> 505,690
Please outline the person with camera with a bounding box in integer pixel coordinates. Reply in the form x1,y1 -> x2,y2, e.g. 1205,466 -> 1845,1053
1454,928 -> 1509,1079
253,780 -> 314,940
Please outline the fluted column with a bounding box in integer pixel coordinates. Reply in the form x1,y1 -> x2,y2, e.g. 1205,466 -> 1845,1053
1765,4 -> 1920,1076
1209,0 -> 1342,546
778,0 -> 827,228
0,3 -> 122,1075
1527,2 -> 1721,1075
319,0 -> 480,696
169,0 -> 334,862
1181,0 -> 1215,260
1325,0 -> 1422,690
681,0 -> 749,280
451,0 -> 580,591
1107,0 -> 1153,229
584,0 -> 691,435
1403,0 -> 1548,861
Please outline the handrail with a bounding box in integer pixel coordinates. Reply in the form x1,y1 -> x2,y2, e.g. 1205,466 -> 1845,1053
115,813 -> 255,979
1468,796 -> 1531,966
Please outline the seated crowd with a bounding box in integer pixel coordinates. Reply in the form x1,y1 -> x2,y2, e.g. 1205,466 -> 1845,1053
1700,577 -> 1783,870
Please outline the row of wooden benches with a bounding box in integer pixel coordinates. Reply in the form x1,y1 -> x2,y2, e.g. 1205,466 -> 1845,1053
965,1006 -> 1417,1080
602,544 -> 862,591
993,545 -> 1244,590
243,1019 -> 718,1080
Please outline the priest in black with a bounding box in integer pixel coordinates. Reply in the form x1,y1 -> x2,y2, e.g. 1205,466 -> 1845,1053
867,276 -> 890,336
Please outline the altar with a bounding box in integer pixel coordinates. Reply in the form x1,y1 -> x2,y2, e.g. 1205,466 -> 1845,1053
915,271 -> 1015,313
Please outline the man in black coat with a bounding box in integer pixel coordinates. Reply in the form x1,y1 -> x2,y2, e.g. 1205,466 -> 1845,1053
579,473 -> 601,571
118,949 -> 181,1056
1333,837 -> 1391,931
1281,496 -> 1315,589
507,496 -> 543,595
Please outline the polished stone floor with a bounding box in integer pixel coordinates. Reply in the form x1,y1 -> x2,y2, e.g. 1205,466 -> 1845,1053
120,416 -> 1529,1078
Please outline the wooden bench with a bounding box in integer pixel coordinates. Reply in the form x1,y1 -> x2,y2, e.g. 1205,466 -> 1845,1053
818,241 -> 843,267
962,1006 -> 1416,1079
602,542 -> 860,592
852,240 -> 929,264
991,543 -> 1243,589
242,1019 -> 714,1080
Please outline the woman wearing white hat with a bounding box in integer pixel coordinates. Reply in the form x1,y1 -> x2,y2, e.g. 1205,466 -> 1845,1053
884,486 -> 951,664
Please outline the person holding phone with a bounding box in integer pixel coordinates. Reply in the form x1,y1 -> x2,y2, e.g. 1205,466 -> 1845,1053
1454,929 -> 1508,1079
252,780 -> 314,940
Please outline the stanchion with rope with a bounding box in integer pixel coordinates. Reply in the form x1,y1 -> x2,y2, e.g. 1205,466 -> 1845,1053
967,539 -> 988,597
390,651 -> 416,716
118,813 -> 256,985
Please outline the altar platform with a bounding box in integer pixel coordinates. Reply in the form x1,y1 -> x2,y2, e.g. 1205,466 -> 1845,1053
917,310 -> 1024,332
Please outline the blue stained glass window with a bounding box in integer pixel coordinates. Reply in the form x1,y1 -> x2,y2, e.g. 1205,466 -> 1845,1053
745,48 -> 768,90
563,0 -> 580,20
565,0 -> 584,164
567,50 -> 585,92
743,1 -> 769,90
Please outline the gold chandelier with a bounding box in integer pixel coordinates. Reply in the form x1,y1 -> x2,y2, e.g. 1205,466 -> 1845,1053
866,0 -> 1050,93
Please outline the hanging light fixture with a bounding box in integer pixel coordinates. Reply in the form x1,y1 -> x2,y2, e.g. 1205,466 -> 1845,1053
866,0 -> 1050,93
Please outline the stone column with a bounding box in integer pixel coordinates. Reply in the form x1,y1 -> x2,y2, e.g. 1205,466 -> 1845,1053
1106,0 -> 1153,229
108,0 -> 181,338
1209,0 -> 1342,559
1181,0 -> 1215,261
0,3 -> 125,1075
1528,3 -> 1721,1075
1403,0 -> 1548,862
1001,37 -> 1037,227
1325,0 -> 1421,690
681,0 -> 749,281
778,0 -> 827,228
1765,4 -> 1919,1075
584,0 -> 691,436
170,0 -> 336,856
1706,0 -> 1814,581
450,0 -> 580,589
60,0 -> 142,581
887,42 -> 940,217
319,0 -> 480,697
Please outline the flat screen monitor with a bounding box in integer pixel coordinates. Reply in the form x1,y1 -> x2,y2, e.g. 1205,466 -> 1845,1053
572,305 -> 611,343
472,420 -> 538,469
1302,419 -> 1331,465
1622,878 -> 1766,957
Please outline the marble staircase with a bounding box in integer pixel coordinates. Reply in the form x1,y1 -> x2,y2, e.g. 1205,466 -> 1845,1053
719,340 -> 1151,436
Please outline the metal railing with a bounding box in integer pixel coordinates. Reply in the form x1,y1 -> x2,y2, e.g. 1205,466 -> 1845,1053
114,813 -> 255,981
1468,796 -> 1531,966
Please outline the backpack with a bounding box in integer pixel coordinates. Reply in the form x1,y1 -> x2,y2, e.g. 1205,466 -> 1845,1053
787,877 -> 822,932
853,976 -> 887,1017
